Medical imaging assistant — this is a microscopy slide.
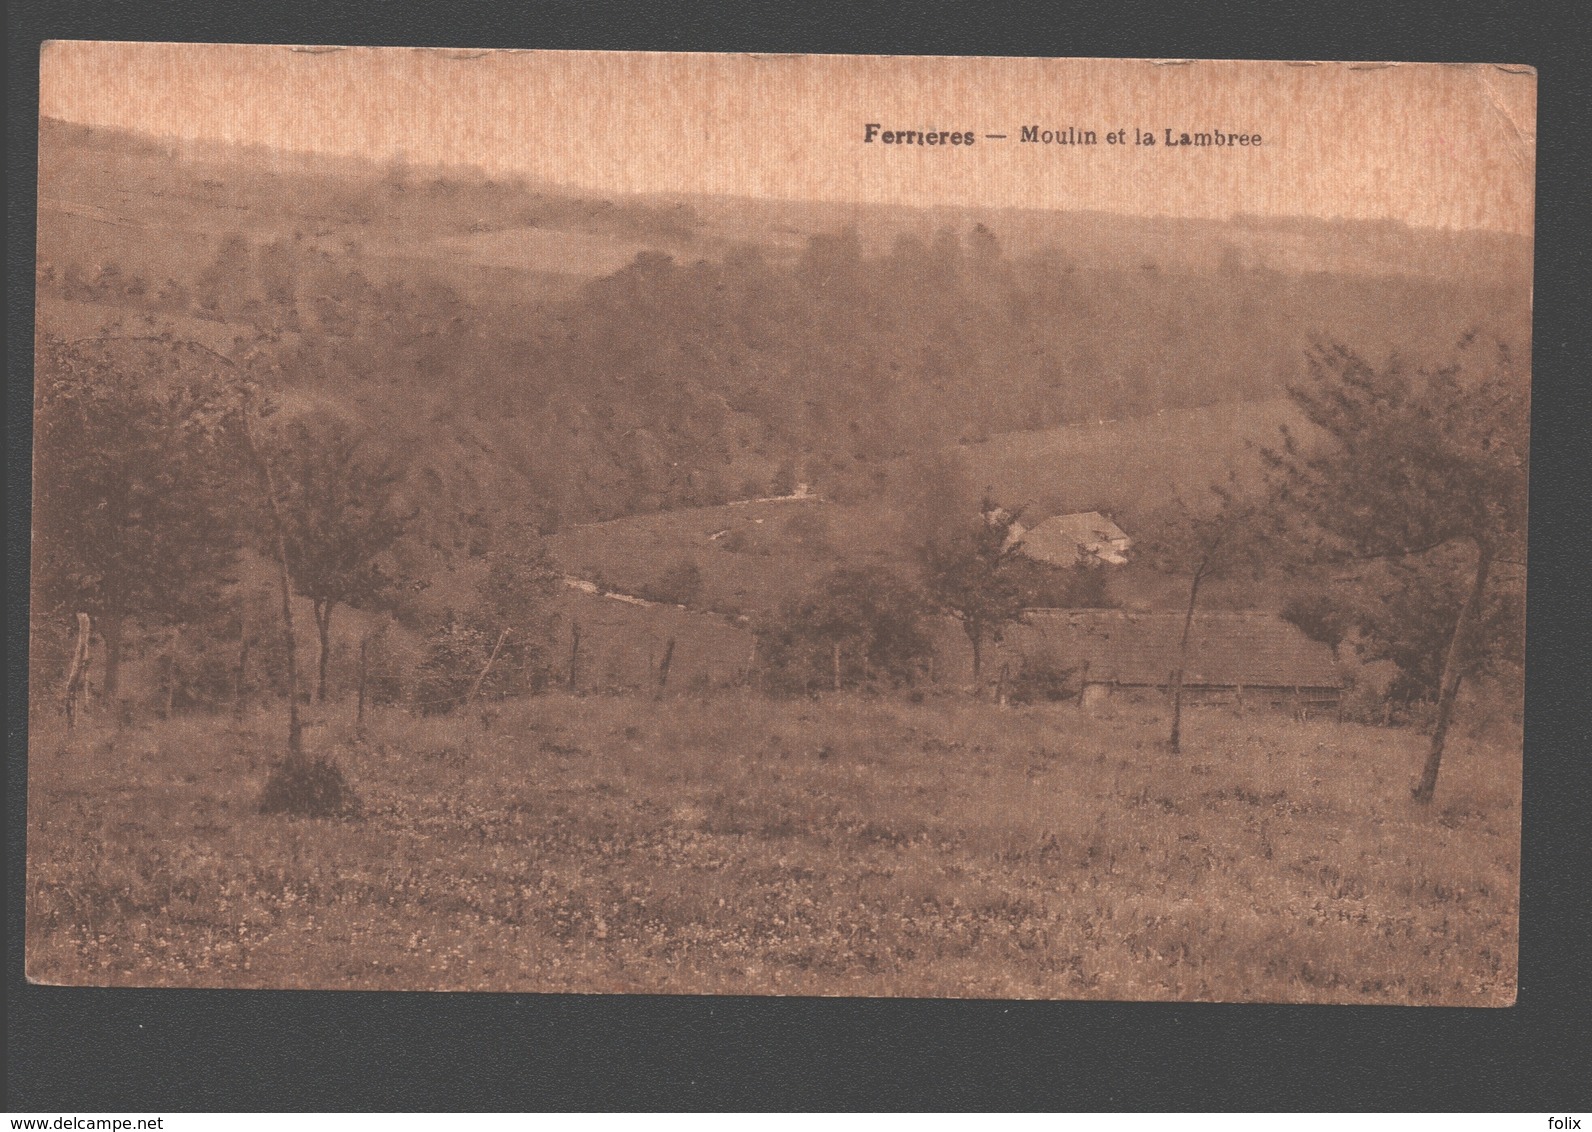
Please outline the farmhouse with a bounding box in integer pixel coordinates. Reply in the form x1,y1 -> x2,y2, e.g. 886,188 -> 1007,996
1013,609 -> 1342,713
1013,512 -> 1133,567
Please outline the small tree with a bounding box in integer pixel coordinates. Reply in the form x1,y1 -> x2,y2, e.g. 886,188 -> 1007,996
1351,549 -> 1524,707
1265,339 -> 1528,802
1279,586 -> 1352,659
1008,556 -> 1117,609
1141,478 -> 1265,754
32,337 -> 243,706
918,494 -> 1027,682
757,566 -> 931,693
416,536 -> 558,710
264,415 -> 409,702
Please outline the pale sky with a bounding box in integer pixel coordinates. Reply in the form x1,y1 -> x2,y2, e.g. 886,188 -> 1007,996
40,43 -> 1536,235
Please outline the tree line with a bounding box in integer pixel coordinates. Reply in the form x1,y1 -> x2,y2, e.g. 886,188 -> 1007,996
38,203 -> 1527,531
31,323 -> 1526,804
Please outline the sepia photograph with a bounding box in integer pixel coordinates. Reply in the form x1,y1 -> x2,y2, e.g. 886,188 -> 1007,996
26,45 -> 1533,1004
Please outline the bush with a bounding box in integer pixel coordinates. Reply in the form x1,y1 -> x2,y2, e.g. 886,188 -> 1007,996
259,753 -> 360,818
1008,558 -> 1117,609
648,558 -> 704,606
1006,648 -> 1082,705
414,623 -> 551,714
415,624 -> 500,713
756,566 -> 932,693
414,540 -> 557,712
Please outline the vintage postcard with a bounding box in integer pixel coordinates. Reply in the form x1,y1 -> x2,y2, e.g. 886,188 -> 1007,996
28,45 -> 1533,1002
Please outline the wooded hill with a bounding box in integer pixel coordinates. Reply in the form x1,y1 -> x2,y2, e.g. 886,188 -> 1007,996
36,114 -> 1532,550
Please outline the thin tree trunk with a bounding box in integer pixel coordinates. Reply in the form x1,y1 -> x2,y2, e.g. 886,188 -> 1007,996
234,632 -> 250,723
468,628 -> 511,707
243,405 -> 303,760
1170,563 -> 1208,754
1168,668 -> 1185,752
568,620 -> 581,692
1413,542 -> 1494,804
832,640 -> 842,692
314,600 -> 334,703
164,626 -> 181,719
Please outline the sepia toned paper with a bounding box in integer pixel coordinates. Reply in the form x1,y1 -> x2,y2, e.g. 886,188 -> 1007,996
29,45 -> 1533,1002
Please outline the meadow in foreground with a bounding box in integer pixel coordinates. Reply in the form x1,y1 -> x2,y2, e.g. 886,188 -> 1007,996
26,692 -> 1520,1003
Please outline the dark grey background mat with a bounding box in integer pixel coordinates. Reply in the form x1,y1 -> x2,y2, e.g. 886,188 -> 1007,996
8,0 -> 1590,1112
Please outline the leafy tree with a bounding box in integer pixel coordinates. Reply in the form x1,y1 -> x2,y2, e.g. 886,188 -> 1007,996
262,414 -> 409,702
918,493 -> 1027,681
757,566 -> 931,692
1008,556 -> 1117,610
1265,339 -> 1528,802
1141,478 -> 1266,753
32,337 -> 243,704
769,458 -> 799,497
1279,586 -> 1352,658
1351,549 -> 1524,706
416,537 -> 558,710
472,536 -> 560,699
474,535 -> 558,631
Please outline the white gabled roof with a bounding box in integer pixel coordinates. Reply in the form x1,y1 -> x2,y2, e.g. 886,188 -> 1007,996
1016,512 -> 1131,565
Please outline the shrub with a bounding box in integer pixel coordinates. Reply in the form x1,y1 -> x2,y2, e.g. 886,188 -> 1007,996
415,624 -> 502,713
414,539 -> 557,712
1008,557 -> 1117,609
1006,648 -> 1082,705
756,566 -> 932,693
649,557 -> 704,606
259,753 -> 360,818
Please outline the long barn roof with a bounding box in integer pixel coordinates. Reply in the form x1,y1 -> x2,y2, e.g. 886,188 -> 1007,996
1012,610 -> 1340,689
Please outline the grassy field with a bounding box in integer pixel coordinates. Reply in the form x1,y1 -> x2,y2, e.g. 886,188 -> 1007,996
546,497 -> 900,615
542,400 -> 1305,618
26,693 -> 1519,1003
940,397 -> 1301,523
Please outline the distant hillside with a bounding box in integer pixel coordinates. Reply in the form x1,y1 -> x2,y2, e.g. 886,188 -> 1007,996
35,114 -> 1532,551
928,398 -> 1301,525
545,399 -> 1306,617
546,497 -> 887,617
